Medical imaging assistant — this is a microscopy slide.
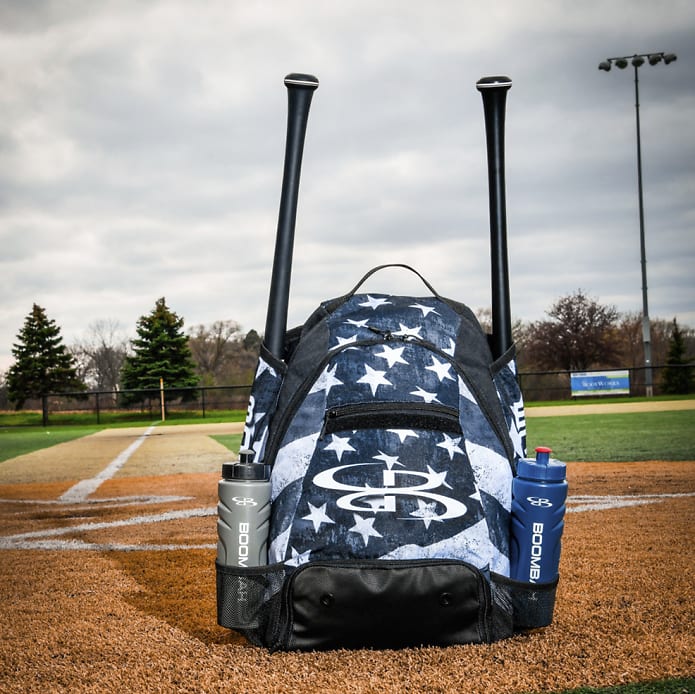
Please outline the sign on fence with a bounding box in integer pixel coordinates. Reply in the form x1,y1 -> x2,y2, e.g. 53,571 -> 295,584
570,370 -> 630,397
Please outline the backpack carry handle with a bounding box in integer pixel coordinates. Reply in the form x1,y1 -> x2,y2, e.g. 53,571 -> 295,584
477,75 -> 513,360
264,73 -> 319,360
343,263 -> 443,301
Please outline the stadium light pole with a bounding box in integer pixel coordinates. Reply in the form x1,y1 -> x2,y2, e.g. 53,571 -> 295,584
598,52 -> 677,397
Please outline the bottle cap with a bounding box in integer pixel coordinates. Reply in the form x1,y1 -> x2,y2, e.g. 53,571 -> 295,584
517,446 -> 566,482
221,449 -> 270,481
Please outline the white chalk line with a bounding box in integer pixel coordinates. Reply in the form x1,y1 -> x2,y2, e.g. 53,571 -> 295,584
567,492 -> 695,513
0,495 -> 192,509
58,424 -> 157,504
0,491 -> 693,552
0,507 -> 215,550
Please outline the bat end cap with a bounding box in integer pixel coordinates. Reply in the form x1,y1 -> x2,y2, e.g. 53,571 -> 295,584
476,75 -> 512,91
285,73 -> 319,89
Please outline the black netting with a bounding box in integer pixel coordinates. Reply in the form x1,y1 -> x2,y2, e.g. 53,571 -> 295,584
216,563 -> 286,646
492,573 -> 559,631
489,574 -> 514,640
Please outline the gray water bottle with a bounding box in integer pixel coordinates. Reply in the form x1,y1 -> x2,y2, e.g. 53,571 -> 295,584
217,449 -> 271,567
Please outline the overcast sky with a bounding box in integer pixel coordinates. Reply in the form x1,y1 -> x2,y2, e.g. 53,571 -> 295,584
1,0 -> 694,372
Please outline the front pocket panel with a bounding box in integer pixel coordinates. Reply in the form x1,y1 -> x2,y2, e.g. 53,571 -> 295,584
282,560 -> 491,650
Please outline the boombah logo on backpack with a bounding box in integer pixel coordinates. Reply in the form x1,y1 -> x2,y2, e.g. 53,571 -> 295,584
215,265 -> 560,651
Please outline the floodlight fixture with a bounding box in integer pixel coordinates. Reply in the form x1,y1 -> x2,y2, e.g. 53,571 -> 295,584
598,50 -> 677,396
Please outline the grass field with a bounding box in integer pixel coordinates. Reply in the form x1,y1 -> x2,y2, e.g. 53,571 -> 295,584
0,403 -> 692,693
556,678 -> 694,694
526,410 -> 695,462
3,404 -> 693,464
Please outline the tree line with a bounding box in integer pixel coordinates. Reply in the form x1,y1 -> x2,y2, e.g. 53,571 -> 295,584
2,291 -> 693,420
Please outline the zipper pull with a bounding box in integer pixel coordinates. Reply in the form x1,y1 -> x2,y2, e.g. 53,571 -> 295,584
367,326 -> 393,340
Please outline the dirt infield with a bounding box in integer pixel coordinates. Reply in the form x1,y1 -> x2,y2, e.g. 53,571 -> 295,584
0,423 -> 693,693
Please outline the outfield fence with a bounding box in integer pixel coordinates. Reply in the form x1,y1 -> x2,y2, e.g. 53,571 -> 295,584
518,363 -> 693,401
1,363 -> 692,426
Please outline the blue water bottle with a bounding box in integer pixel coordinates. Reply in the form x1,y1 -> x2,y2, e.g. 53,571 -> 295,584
510,447 -> 567,583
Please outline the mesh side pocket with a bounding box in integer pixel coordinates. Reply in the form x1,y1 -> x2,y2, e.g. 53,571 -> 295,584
216,562 -> 285,646
491,573 -> 559,631
489,573 -> 514,640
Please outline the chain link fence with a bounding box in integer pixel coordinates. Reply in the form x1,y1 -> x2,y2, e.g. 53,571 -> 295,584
2,363 -> 693,425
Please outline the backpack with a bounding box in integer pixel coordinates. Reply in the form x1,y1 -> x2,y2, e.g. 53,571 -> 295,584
216,74 -> 559,650
217,264 -> 558,650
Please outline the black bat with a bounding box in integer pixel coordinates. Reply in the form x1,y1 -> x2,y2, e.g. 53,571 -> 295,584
477,75 -> 513,360
264,73 -> 319,360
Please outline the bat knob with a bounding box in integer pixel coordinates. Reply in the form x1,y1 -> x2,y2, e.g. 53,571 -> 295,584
284,73 -> 319,90
476,75 -> 512,91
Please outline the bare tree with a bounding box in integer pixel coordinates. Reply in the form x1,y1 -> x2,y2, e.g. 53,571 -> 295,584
71,319 -> 128,390
187,320 -> 242,385
524,290 -> 621,371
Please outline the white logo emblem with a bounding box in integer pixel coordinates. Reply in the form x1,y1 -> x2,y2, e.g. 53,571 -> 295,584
313,463 -> 467,522
232,496 -> 258,507
527,496 -> 553,508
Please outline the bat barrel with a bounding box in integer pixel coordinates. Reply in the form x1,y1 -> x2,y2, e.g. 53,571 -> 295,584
264,73 -> 319,360
477,75 -> 512,360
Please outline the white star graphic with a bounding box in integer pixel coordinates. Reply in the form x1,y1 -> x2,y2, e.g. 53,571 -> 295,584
357,364 -> 393,396
409,499 -> 443,529
372,450 -> 403,470
410,386 -> 440,404
443,338 -> 456,356
374,345 -> 408,368
409,303 -> 440,317
392,323 -> 423,339
359,295 -> 392,310
324,433 -> 356,461
345,318 -> 369,328
309,363 -> 344,395
348,513 -> 383,546
302,502 -> 335,532
387,429 -> 419,443
286,547 -> 312,567
425,465 -> 453,490
437,433 -> 464,460
334,334 -> 358,349
426,355 -> 455,382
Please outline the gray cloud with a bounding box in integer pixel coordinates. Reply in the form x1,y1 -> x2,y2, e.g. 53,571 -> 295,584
1,0 -> 694,371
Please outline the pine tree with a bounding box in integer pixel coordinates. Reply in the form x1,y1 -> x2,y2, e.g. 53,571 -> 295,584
120,298 -> 198,404
7,304 -> 83,424
662,318 -> 693,395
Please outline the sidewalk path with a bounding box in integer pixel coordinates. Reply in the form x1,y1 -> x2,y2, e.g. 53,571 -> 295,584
526,399 -> 695,417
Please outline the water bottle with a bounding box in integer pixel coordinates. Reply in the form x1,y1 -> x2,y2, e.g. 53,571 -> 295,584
217,449 -> 271,568
510,446 -> 567,583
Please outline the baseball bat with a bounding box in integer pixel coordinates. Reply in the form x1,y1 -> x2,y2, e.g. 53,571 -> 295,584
477,75 -> 513,361
263,73 -> 319,360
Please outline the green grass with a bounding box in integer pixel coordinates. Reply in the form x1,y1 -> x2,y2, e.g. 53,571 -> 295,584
526,409 -> 695,462
549,676 -> 694,693
0,410 -> 247,428
2,408 -> 694,464
0,426 -> 103,462
211,434 -> 243,455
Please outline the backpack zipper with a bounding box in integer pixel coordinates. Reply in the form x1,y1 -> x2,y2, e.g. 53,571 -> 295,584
321,401 -> 462,439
